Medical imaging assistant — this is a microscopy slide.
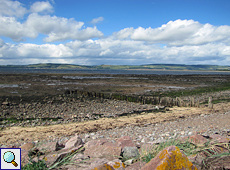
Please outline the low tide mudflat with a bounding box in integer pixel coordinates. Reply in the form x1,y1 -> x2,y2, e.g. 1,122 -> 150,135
1,73 -> 230,145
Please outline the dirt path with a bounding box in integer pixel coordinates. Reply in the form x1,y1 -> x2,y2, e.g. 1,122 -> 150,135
1,102 -> 230,145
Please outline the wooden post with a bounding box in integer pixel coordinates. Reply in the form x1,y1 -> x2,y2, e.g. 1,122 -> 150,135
208,96 -> 213,109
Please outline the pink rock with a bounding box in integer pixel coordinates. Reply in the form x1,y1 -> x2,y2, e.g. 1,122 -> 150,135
84,142 -> 122,161
21,150 -> 30,166
88,158 -> 110,169
37,141 -> 64,153
187,154 -> 203,170
20,142 -> 35,151
64,135 -> 84,149
140,145 -> 197,170
184,134 -> 208,145
116,136 -> 136,150
107,159 -> 125,170
210,134 -> 230,144
34,144 -> 85,167
125,161 -> 147,170
85,138 -> 109,148
91,163 -> 115,170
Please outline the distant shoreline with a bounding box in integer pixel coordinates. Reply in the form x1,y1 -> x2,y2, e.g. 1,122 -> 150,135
124,68 -> 230,72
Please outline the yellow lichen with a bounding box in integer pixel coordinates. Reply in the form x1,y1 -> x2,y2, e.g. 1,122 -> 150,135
122,162 -> 126,168
156,146 -> 198,170
113,162 -> 120,168
104,164 -> 112,170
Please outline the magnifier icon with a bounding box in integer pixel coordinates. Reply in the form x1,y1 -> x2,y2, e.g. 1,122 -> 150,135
3,151 -> 18,167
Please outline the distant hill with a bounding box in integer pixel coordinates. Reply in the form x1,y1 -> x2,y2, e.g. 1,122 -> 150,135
1,63 -> 230,71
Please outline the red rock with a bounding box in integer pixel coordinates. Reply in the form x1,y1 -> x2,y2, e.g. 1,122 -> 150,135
20,142 -> 35,151
92,163 -> 115,170
37,141 -> 63,153
84,143 -> 122,161
140,145 -> 197,170
210,134 -> 230,144
125,161 -> 147,170
85,138 -> 109,148
107,159 -> 125,170
64,135 -> 84,149
21,150 -> 30,166
116,136 -> 136,150
35,144 -> 84,167
187,134 -> 208,145
201,155 -> 230,169
88,158 -> 111,169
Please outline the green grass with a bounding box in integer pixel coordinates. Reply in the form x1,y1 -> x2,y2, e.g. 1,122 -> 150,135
152,82 -> 230,98
138,137 -> 230,168
0,117 -> 61,125
200,98 -> 230,105
22,145 -> 86,170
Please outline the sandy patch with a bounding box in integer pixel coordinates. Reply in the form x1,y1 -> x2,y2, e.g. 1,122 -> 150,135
1,102 -> 230,145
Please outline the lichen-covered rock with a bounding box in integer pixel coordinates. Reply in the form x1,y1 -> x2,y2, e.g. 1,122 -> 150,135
122,147 -> 139,160
140,145 -> 197,170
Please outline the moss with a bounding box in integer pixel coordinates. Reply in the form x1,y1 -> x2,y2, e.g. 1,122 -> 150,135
157,146 -> 198,170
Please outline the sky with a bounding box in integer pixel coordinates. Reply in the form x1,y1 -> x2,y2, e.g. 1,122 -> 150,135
0,0 -> 230,66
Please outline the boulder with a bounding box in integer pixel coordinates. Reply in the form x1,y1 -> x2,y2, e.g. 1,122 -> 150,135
140,145 -> 197,170
64,135 -> 85,149
20,142 -> 35,151
122,147 -> 139,160
116,136 -> 136,150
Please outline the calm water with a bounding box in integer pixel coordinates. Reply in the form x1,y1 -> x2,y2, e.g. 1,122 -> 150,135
1,68 -> 230,75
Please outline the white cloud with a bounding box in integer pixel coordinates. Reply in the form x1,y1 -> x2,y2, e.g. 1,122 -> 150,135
30,1 -> 53,13
0,16 -> 37,41
1,36 -> 229,65
0,0 -> 27,17
114,19 -> 230,46
99,49 -> 114,56
0,13 -> 104,42
90,17 -> 104,24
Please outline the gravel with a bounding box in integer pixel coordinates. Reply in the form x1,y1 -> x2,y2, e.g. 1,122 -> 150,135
18,108 -> 229,149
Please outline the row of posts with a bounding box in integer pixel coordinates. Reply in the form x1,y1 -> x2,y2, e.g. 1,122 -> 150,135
64,90 -> 213,108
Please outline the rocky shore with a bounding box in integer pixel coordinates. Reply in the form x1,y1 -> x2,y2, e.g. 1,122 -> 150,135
0,97 -> 167,129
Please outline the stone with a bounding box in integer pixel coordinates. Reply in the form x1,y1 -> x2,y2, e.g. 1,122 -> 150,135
91,163 -> 115,170
122,147 -> 139,160
88,158 -> 110,169
201,155 -> 230,170
84,141 -> 122,161
21,150 -> 30,166
20,142 -> 35,151
36,141 -> 64,153
124,159 -> 135,166
2,101 -> 9,105
187,154 -> 203,170
209,134 -> 230,144
107,159 -> 125,170
116,136 -> 136,150
85,138 -> 109,148
125,161 -> 147,170
140,145 -> 197,170
182,134 -> 208,145
39,144 -> 85,167
64,135 -> 84,149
